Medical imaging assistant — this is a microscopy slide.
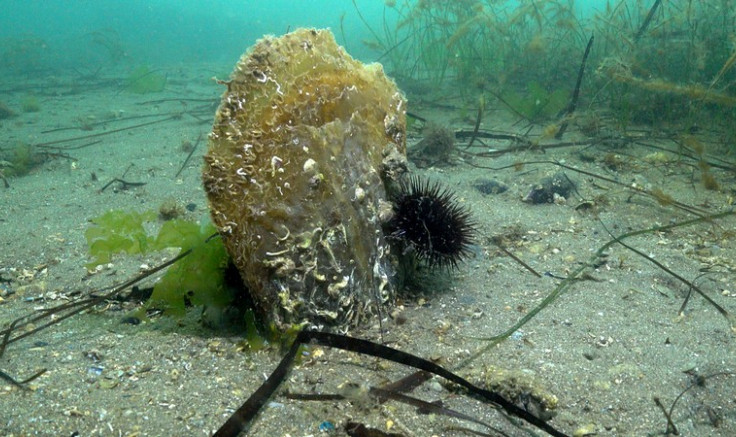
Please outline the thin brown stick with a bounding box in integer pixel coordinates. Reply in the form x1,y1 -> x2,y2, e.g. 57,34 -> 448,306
653,397 -> 678,435
635,0 -> 663,42
493,242 -> 542,278
464,96 -> 485,149
606,227 -> 731,320
555,34 -> 594,139
0,249 -> 192,352
0,368 -> 47,390
98,177 -> 147,193
36,116 -> 178,147
175,133 -> 202,178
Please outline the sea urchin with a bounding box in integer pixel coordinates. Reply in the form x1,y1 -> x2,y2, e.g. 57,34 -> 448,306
387,176 -> 475,269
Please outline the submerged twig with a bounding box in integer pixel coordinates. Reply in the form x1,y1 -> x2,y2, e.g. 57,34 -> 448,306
469,158 -> 709,218
655,371 -> 736,435
465,96 -> 485,149
555,34 -> 594,139
549,160 -> 708,217
174,133 -> 202,178
214,330 -> 570,437
603,224 -> 731,321
286,385 -> 500,433
99,177 -> 146,193
36,116 -> 178,148
653,397 -> 678,435
0,249 -> 192,352
0,317 -> 47,389
463,210 -> 736,365
634,0 -> 663,42
710,49 -> 736,89
0,368 -> 47,390
493,241 -> 542,278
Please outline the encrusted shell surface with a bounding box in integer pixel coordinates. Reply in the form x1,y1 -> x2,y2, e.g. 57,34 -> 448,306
203,28 -> 407,330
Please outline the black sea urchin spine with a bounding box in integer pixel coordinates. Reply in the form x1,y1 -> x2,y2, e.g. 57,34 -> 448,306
388,176 -> 475,269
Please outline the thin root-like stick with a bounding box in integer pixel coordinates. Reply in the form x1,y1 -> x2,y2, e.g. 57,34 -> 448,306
214,330 -> 570,437
0,368 -> 47,390
555,34 -> 594,139
604,226 -> 731,321
493,241 -> 542,278
461,209 -> 736,366
634,0 -> 663,42
0,249 -> 192,353
464,96 -> 485,149
174,132 -> 202,178
35,116 -> 178,148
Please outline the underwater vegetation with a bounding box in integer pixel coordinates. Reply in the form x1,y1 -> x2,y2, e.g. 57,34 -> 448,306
355,0 -> 736,145
358,0 -> 583,94
3,7 -> 736,435
0,142 -> 64,188
0,28 -> 129,78
85,210 -> 157,268
590,0 -> 736,131
6,143 -> 35,177
86,28 -> 129,64
0,101 -> 16,119
500,81 -> 569,121
85,210 -> 230,316
20,95 -> 41,113
0,101 -> 15,120
124,65 -> 167,94
0,142 -> 44,178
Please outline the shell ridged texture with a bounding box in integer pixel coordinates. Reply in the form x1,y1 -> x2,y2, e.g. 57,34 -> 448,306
203,28 -> 406,329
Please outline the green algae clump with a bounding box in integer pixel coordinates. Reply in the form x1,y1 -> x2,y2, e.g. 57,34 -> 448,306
85,210 -> 230,316
203,28 -> 407,330
21,95 -> 41,113
147,219 -> 230,315
125,65 -> 167,94
85,210 -> 157,268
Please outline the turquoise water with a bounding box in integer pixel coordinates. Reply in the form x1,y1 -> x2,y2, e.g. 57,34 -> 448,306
1,1 -> 615,70
1,0 -> 392,69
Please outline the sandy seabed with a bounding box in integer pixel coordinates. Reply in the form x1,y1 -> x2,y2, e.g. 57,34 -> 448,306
1,64 -> 735,437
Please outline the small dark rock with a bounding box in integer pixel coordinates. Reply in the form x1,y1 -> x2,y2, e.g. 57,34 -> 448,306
472,178 -> 508,195
120,316 -> 141,325
185,203 -> 197,212
524,172 -> 576,204
83,350 -> 104,362
583,350 -> 598,361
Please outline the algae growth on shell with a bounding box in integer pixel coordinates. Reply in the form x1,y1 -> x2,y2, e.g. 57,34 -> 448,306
203,28 -> 407,330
